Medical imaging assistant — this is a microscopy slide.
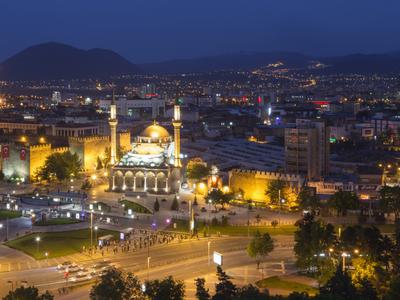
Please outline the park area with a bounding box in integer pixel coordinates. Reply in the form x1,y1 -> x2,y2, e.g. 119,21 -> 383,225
169,219 -> 297,236
5,228 -> 119,259
256,275 -> 317,295
120,200 -> 152,214
34,217 -> 82,226
0,209 -> 22,220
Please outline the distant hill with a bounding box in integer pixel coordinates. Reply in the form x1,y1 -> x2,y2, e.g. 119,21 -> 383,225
0,42 -> 141,80
141,51 -> 400,75
140,51 -> 312,74
2,43 -> 400,79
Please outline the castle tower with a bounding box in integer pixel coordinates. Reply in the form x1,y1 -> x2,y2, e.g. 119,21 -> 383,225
172,103 -> 182,168
109,91 -> 118,166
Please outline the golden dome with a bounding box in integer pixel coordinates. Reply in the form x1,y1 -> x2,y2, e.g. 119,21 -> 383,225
140,124 -> 170,139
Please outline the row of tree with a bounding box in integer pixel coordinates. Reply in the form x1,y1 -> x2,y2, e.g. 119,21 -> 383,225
294,213 -> 400,298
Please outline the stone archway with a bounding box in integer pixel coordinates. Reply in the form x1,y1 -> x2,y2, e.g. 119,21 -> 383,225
114,171 -> 124,191
156,172 -> 167,191
135,171 -> 145,190
146,172 -> 156,191
125,171 -> 134,191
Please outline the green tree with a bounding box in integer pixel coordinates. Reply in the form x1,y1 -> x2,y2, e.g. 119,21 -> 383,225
154,198 -> 160,212
3,286 -> 53,300
298,187 -> 320,212
171,196 -> 179,211
329,191 -> 359,216
36,151 -> 82,182
265,179 -> 287,206
319,267 -> 358,300
294,214 -> 336,273
90,267 -> 127,300
357,279 -> 379,300
195,278 -> 210,300
235,284 -> 269,300
212,266 -> 237,300
124,273 -> 146,300
246,231 -> 274,269
81,179 -> 92,190
187,163 -> 210,182
145,276 -> 185,300
351,257 -> 379,288
193,195 -> 198,206
96,156 -> 103,170
385,275 -> 400,300
380,185 -> 400,220
205,189 -> 233,209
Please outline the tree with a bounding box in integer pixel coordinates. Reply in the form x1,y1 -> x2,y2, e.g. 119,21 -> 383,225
329,191 -> 359,216
205,189 -> 233,209
96,156 -> 103,170
357,279 -> 379,300
294,214 -> 336,274
103,146 -> 126,168
3,286 -> 53,300
351,257 -> 379,288
187,163 -> 210,182
145,276 -> 185,300
154,198 -> 160,212
171,196 -> 179,211
380,185 -> 400,220
265,179 -> 287,206
195,278 -> 210,300
298,187 -> 320,212
36,151 -> 82,182
385,275 -> 400,300
247,231 -> 274,269
235,284 -> 269,300
124,273 -> 146,300
90,267 -> 127,300
81,179 -> 92,190
193,195 -> 198,206
212,266 -> 237,300
319,267 -> 358,300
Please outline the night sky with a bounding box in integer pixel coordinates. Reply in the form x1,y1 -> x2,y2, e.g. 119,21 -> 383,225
1,0 -> 400,63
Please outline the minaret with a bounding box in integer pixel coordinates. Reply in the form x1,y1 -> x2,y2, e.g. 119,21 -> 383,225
109,91 -> 118,166
172,101 -> 182,168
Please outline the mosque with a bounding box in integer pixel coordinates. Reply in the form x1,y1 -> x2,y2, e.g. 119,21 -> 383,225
108,99 -> 182,193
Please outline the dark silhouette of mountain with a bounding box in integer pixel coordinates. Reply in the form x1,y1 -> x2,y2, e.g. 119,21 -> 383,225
319,53 -> 400,74
0,42 -> 141,80
141,51 -> 400,74
140,52 -> 312,74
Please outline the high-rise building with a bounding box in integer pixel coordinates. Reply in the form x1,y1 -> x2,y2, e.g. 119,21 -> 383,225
284,119 -> 330,180
140,84 -> 156,98
51,91 -> 61,104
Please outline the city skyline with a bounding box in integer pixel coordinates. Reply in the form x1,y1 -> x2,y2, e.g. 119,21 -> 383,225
1,0 -> 400,63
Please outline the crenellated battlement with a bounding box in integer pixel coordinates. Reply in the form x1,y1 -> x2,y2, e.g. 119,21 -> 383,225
52,147 -> 69,154
29,144 -> 51,151
69,135 -> 109,143
230,168 -> 303,181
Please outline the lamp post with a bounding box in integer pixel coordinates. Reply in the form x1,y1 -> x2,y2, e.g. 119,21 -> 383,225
341,252 -> 349,271
207,240 -> 211,266
36,236 -> 41,253
94,226 -> 98,245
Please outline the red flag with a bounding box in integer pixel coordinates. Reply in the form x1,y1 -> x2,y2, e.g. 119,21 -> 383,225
20,148 -> 26,160
2,145 -> 9,159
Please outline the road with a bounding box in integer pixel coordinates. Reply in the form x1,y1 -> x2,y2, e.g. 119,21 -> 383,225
0,235 -> 295,299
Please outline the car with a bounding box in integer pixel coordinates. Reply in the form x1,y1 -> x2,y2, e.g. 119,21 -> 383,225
201,207 -> 207,212
57,261 -> 76,270
65,264 -> 83,273
69,272 -> 92,282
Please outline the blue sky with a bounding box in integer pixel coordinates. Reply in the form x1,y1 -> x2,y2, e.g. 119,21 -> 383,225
1,0 -> 400,63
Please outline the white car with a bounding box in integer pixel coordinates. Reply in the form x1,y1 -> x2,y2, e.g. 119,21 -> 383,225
57,261 -> 76,271
65,264 -> 82,273
69,272 -> 92,282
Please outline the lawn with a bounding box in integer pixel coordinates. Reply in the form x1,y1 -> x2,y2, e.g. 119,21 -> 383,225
168,219 -> 296,236
120,200 -> 152,214
34,218 -> 82,226
0,210 -> 22,220
5,228 -> 119,260
256,276 -> 317,295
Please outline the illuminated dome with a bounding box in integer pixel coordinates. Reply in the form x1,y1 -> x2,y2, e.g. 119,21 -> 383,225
140,124 -> 170,139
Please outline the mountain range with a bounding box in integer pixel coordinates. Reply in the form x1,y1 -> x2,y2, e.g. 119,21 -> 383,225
2,42 -> 400,80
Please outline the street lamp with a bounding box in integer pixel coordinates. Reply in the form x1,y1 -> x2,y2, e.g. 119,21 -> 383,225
36,236 -> 41,253
341,252 -> 350,271
94,226 -> 98,244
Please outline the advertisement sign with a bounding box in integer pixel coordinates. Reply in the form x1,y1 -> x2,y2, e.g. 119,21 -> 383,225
213,251 -> 223,266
